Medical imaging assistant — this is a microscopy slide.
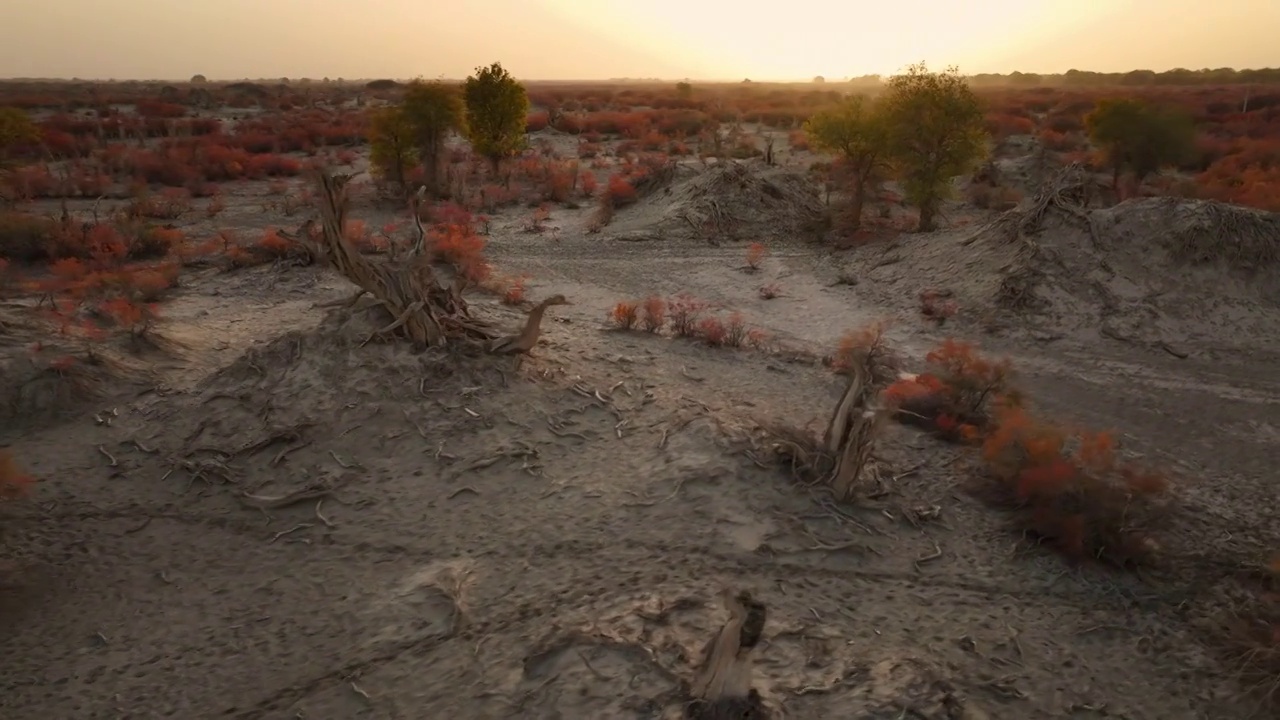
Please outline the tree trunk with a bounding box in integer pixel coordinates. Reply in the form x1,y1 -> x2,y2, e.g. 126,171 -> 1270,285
847,179 -> 867,232
419,131 -> 450,197
391,152 -> 406,187
821,358 -> 882,501
421,146 -> 440,197
917,198 -> 937,232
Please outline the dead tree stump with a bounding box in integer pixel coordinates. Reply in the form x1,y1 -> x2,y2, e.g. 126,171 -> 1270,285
301,169 -> 494,348
822,350 -> 887,501
685,589 -> 769,720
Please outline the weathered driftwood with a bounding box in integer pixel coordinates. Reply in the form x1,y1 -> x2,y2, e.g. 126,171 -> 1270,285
299,170 -> 494,348
685,589 -> 769,720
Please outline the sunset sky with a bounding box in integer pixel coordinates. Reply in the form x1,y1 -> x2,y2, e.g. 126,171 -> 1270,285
1,0 -> 1276,81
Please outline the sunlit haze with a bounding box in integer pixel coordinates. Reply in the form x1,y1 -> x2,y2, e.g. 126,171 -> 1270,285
2,0 -> 1277,81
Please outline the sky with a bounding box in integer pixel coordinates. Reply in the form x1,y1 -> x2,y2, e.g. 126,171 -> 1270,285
0,0 -> 1276,81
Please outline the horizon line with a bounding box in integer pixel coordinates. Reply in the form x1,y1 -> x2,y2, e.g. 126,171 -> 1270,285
3,65 -> 1278,85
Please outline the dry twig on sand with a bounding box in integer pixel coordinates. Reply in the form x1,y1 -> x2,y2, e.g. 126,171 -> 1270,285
685,589 -> 769,720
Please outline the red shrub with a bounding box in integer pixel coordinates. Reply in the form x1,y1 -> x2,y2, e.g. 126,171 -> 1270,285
980,405 -> 1167,566
526,111 -> 550,132
668,293 -> 706,337
503,277 -> 527,306
610,301 -> 639,330
428,224 -> 490,283
697,316 -> 727,346
604,174 -> 637,207
880,339 -> 1015,440
640,295 -> 666,333
256,229 -> 293,258
985,112 -> 1036,139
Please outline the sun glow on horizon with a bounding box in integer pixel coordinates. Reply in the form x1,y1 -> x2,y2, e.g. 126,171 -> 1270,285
0,0 -> 1276,80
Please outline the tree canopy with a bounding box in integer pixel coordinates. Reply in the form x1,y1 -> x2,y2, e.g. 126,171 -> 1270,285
879,63 -> 987,232
804,95 -> 889,230
1085,98 -> 1196,189
401,79 -> 466,194
462,62 -> 529,170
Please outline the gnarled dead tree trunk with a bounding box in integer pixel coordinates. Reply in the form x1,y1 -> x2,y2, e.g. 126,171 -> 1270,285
756,327 -> 894,502
300,170 -> 494,348
822,356 -> 886,501
686,589 -> 769,720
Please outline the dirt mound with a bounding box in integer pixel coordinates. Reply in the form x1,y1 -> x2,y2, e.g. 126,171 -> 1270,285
607,161 -> 825,243
199,303 -> 509,405
849,166 -> 1280,353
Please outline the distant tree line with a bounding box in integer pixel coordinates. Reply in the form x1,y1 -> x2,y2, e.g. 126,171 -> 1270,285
967,67 -> 1280,88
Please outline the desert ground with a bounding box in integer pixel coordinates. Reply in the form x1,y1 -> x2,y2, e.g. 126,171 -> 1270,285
0,79 -> 1277,719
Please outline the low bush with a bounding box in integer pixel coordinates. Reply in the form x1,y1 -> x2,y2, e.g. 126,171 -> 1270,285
979,404 -> 1168,566
882,338 -> 1016,439
610,301 -> 639,330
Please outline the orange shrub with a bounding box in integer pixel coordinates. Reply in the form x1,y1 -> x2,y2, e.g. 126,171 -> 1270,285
428,224 -> 490,283
125,263 -> 180,302
503,277 -> 527,306
96,295 -> 156,334
881,338 -> 1015,440
829,323 -> 891,376
525,111 -> 550,132
610,300 -> 639,330
979,404 -> 1167,566
640,295 -> 666,333
668,293 -> 706,337
697,316 -> 727,346
256,229 -> 293,258
745,242 -> 767,271
604,174 -> 637,207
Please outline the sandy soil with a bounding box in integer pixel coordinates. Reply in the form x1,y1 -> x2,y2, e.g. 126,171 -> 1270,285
1,149 -> 1277,719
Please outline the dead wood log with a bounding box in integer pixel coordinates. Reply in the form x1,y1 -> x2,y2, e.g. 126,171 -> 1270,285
300,169 -> 494,348
686,589 -> 769,720
821,355 -> 885,502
